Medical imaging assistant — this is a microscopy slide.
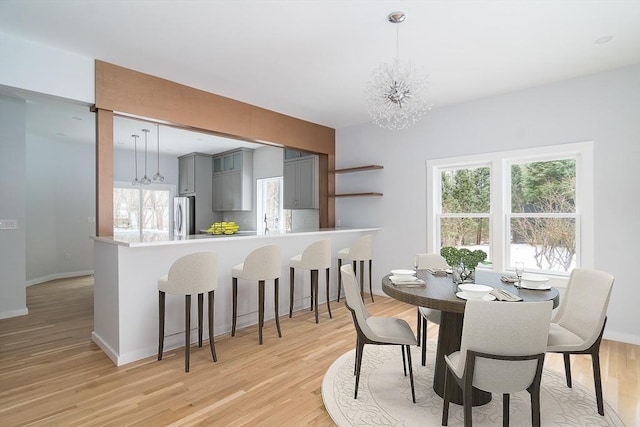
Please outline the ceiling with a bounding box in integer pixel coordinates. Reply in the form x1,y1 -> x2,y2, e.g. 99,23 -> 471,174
1,1 -> 639,153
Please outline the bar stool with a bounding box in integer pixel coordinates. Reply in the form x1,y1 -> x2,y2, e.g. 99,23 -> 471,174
415,253 -> 448,366
157,251 -> 218,373
337,234 -> 373,302
231,245 -> 282,345
289,239 -> 332,323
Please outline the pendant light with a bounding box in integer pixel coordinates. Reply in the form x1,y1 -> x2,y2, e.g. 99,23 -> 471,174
152,124 -> 165,183
140,129 -> 151,185
131,134 -> 140,186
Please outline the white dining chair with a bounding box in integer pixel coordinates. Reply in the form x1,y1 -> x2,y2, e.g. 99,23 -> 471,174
341,264 -> 417,403
546,268 -> 615,416
415,253 -> 449,366
442,299 -> 553,427
157,251 -> 218,373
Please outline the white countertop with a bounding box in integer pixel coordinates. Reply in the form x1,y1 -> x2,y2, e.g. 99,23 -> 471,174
92,227 -> 381,248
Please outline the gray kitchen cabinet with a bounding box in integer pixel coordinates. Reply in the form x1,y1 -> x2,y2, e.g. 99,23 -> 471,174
284,152 -> 318,209
212,148 -> 253,211
177,153 -> 214,230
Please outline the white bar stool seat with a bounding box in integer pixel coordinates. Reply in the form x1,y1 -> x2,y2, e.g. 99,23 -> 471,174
289,239 -> 332,323
231,245 -> 282,345
157,251 -> 218,373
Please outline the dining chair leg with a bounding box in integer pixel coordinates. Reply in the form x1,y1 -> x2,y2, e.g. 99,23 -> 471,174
592,352 -> 604,415
311,269 -> 319,324
421,317 -> 428,366
354,340 -> 365,399
503,393 -> 510,427
289,267 -> 295,318
208,290 -> 217,362
325,268 -> 332,318
197,293 -> 203,347
274,278 -> 282,338
258,280 -> 265,344
401,345 -> 407,376
185,294 -> 191,373
368,259 -> 374,302
416,308 -> 421,345
530,387 -> 541,426
231,278 -> 238,336
337,258 -> 343,302
563,353 -> 572,387
406,345 -> 416,403
158,290 -> 165,360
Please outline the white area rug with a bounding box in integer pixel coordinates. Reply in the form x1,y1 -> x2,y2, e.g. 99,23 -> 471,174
322,344 -> 624,426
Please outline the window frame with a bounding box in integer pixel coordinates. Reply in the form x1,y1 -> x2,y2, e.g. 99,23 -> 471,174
426,141 -> 594,276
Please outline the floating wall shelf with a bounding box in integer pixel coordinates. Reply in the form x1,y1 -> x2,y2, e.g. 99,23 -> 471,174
334,165 -> 383,198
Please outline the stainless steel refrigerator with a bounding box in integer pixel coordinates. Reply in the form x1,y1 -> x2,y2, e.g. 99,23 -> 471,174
173,196 -> 195,237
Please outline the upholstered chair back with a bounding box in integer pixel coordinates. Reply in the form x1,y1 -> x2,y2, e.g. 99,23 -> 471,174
416,253 -> 449,269
160,251 -> 217,295
299,239 -> 331,269
454,299 -> 553,394
340,264 -> 374,337
347,234 -> 373,261
553,268 -> 614,348
237,245 -> 281,281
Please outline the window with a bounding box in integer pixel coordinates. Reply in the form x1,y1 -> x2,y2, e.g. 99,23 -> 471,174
113,182 -> 174,241
256,177 -> 291,233
427,142 -> 593,276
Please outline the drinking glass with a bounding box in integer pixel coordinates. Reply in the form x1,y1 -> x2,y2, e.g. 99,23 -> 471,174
515,262 -> 524,288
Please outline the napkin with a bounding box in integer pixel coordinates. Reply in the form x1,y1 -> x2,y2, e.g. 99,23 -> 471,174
390,277 -> 426,287
500,276 -> 519,283
426,268 -> 448,277
490,289 -> 523,302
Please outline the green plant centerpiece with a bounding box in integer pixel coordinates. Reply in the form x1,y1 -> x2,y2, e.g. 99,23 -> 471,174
440,247 -> 488,284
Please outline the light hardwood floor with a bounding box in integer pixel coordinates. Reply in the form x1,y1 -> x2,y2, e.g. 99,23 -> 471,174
0,277 -> 638,426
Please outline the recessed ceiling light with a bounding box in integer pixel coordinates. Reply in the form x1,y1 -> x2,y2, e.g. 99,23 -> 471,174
594,36 -> 613,44
56,132 -> 65,136
71,116 -> 83,120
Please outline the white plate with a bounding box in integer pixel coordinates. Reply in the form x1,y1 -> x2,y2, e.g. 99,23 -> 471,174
519,283 -> 551,290
389,275 -> 418,283
456,291 -> 496,301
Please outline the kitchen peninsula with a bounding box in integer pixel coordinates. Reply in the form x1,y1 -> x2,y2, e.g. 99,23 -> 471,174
92,228 -> 379,366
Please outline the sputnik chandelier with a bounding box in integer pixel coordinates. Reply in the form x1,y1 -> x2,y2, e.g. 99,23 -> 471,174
365,11 -> 432,130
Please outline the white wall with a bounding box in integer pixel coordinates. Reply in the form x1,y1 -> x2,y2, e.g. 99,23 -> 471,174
0,96 -> 27,318
25,135 -> 96,283
336,65 -> 640,344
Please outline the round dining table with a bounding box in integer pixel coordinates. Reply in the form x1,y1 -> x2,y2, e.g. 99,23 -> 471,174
382,269 -> 559,406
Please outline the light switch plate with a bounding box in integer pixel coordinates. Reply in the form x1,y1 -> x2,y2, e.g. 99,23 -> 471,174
0,219 -> 18,230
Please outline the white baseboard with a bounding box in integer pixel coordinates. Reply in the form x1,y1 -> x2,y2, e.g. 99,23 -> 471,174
0,307 -> 29,319
604,330 -> 640,346
27,270 -> 94,287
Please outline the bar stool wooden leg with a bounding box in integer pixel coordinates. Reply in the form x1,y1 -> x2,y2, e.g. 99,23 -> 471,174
185,294 -> 191,373
368,259 -> 374,302
198,293 -> 203,347
274,278 -> 282,338
337,258 -> 343,302
358,260 -> 364,300
309,271 -> 314,311
325,267 -> 332,318
311,269 -> 319,324
232,278 -> 238,337
208,290 -> 217,362
289,267 -> 295,318
158,290 -> 165,360
258,280 -> 265,344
